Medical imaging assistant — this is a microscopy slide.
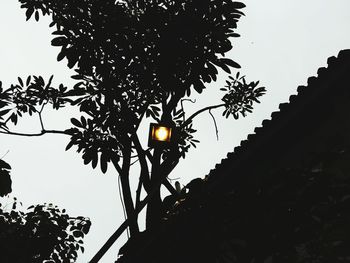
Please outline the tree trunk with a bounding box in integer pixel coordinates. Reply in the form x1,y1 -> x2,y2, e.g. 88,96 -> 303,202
146,148 -> 162,230
120,144 -> 139,236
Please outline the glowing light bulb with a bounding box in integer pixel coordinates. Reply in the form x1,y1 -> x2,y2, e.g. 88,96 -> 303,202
154,126 -> 170,141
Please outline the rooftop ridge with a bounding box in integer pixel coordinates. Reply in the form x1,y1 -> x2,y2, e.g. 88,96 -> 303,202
206,49 -> 350,182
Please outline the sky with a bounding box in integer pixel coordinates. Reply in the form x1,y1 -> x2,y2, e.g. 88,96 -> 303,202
0,0 -> 350,262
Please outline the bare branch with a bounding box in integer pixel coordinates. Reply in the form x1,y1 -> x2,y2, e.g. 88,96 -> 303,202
209,109 -> 219,140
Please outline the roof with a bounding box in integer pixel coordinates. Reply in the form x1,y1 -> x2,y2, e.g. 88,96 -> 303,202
205,49 -> 350,193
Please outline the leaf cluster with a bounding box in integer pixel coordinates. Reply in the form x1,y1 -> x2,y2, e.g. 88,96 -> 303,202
221,72 -> 266,119
0,77 -> 69,129
0,200 -> 91,263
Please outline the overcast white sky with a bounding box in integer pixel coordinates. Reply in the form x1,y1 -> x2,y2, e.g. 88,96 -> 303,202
0,0 -> 350,262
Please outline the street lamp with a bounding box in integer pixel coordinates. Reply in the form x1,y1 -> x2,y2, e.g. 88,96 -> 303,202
148,123 -> 174,148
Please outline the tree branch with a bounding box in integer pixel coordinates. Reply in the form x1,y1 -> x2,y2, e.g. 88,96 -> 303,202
0,129 -> 69,137
163,179 -> 179,196
112,160 -> 122,174
180,103 -> 225,128
131,134 -> 151,194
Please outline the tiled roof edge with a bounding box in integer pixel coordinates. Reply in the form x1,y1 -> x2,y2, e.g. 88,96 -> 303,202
206,49 -> 350,181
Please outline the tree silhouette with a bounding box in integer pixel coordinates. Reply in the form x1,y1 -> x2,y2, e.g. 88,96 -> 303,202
0,160 -> 91,263
0,0 -> 265,259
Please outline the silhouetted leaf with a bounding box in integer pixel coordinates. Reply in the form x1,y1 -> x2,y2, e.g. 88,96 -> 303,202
51,37 -> 67,47
193,79 -> 206,94
25,8 -> 34,21
100,153 -> 108,173
70,118 -> 83,128
18,77 -> 23,87
220,58 -> 241,69
26,75 -> 31,86
34,10 -> 39,21
57,50 -> 66,61
0,109 -> 10,117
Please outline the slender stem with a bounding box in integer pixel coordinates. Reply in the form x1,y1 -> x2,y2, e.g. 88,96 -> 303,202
38,102 -> 47,131
38,113 -> 45,131
209,109 -> 219,140
180,103 -> 225,128
0,150 -> 9,160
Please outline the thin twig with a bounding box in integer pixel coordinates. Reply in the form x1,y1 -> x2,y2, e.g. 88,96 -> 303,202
0,150 -> 9,160
209,109 -> 219,141
38,102 -> 48,131
118,175 -> 129,239
4,109 -> 15,125
130,158 -> 139,166
180,98 -> 196,122
180,103 -> 225,128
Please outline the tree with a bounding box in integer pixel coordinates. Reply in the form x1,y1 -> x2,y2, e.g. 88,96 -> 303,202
0,0 -> 265,259
0,159 -> 91,263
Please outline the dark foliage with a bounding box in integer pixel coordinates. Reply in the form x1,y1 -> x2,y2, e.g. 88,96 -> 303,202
221,72 -> 265,119
0,160 -> 91,262
0,199 -> 91,263
0,0 -> 264,172
117,148 -> 350,263
1,0 -> 266,258
0,159 -> 12,197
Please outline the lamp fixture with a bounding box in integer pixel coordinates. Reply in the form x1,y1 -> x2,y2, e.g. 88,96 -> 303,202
148,123 -> 174,148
